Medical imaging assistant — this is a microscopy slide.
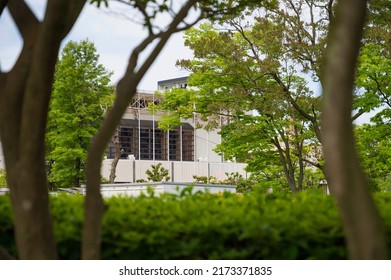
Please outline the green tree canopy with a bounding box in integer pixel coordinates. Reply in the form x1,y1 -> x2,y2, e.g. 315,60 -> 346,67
47,39 -> 114,188
153,6 -> 326,192
355,122 -> 391,192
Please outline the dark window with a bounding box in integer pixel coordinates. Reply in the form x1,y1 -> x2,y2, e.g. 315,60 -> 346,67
182,130 -> 194,161
119,127 -> 134,159
169,130 -> 180,161
106,120 -> 194,161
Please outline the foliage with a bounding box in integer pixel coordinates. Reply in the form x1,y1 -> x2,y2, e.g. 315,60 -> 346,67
0,169 -> 7,188
154,5 -> 327,192
3,191 -> 391,260
145,163 -> 170,182
354,0 -> 390,118
0,194 -> 17,257
0,190 -> 389,259
192,172 -> 256,192
100,177 -> 111,184
355,43 -> 391,115
192,175 -> 217,184
46,39 -> 114,188
220,172 -> 256,193
355,123 -> 391,192
154,2 -> 388,194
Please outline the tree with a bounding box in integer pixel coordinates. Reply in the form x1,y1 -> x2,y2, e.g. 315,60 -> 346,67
355,122 -> 391,192
47,39 -> 113,189
353,0 -> 390,119
355,42 -> 391,114
155,1 -> 389,194
321,0 -> 388,259
0,0 -> 259,260
0,0 -> 86,260
153,14 -> 325,192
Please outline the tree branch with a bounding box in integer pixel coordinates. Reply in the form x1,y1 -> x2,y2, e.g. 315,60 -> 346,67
270,72 -> 322,142
0,0 -> 8,16
7,0 -> 39,40
136,0 -> 198,82
369,75 -> 391,108
351,110 -> 365,122
301,157 -> 323,170
0,73 -> 5,89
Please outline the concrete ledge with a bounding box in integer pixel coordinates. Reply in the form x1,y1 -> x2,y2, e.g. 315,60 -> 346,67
76,182 -> 237,197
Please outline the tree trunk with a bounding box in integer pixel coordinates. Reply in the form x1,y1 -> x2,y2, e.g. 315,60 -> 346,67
273,137 -> 297,192
109,129 -> 121,183
322,0 -> 388,259
0,0 -> 85,259
294,125 -> 304,191
74,158 -> 81,188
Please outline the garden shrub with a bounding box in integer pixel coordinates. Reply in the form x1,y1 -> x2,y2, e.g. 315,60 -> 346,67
1,191 -> 391,259
146,163 -> 170,182
0,169 -> 7,188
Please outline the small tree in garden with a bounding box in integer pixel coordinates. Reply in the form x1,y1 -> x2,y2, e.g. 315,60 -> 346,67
146,163 -> 170,182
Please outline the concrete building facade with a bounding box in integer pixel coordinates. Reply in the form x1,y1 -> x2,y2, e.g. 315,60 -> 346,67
101,77 -> 246,182
0,77 -> 247,183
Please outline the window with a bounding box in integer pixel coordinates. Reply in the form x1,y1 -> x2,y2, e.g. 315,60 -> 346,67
106,120 -> 194,161
182,130 -> 194,161
119,127 -> 135,159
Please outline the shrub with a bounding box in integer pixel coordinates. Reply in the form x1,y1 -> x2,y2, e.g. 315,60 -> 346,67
0,169 -> 7,188
192,175 -> 217,184
146,163 -> 170,182
1,191 -> 391,259
222,172 -> 256,193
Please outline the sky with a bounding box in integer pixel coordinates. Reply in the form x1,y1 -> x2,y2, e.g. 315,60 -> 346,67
0,1 -> 194,91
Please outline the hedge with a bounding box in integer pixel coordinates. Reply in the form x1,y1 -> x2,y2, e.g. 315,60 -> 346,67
1,190 -> 391,259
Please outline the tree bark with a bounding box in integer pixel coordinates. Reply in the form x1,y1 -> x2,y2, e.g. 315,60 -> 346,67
0,0 -> 85,259
109,129 -> 121,183
322,0 -> 388,259
272,136 -> 297,192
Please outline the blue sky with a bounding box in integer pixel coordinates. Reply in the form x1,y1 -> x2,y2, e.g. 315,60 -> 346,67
0,1 -> 193,91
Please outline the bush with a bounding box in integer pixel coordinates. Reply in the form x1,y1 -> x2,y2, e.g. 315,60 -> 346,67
192,175 -> 217,184
0,169 -> 7,188
146,163 -> 170,182
1,191 -> 391,259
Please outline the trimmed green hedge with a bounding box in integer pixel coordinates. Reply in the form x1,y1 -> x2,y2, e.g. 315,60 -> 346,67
1,190 -> 391,259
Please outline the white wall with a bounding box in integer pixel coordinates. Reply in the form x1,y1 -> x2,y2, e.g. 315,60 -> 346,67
0,140 -> 4,169
195,128 -> 222,162
101,159 -> 247,183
